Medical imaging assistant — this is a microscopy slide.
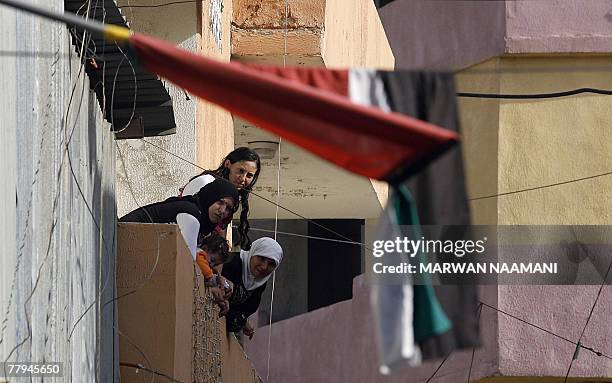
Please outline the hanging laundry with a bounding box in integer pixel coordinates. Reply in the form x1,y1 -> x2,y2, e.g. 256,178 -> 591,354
390,72 -> 481,359
369,72 -> 480,373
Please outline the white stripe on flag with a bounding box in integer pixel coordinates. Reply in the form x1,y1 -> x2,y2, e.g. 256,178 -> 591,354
348,68 -> 392,112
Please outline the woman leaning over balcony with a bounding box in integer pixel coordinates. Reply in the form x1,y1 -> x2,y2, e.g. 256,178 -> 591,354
119,178 -> 239,261
222,237 -> 283,340
180,147 -> 261,250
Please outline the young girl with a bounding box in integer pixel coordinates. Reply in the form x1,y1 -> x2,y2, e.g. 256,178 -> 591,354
196,233 -> 234,315
180,147 -> 261,250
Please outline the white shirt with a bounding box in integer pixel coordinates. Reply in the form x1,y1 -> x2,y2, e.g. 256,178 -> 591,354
181,174 -> 216,197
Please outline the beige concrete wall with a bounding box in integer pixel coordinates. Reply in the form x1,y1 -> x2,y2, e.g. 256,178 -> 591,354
115,0 -> 200,216
497,56 -> 612,226
456,59 -> 502,225
322,0 -> 394,69
118,223 -> 262,383
198,0 -> 235,171
456,55 -> 612,225
117,223 -> 193,383
231,0 -> 325,65
456,56 -> 612,380
231,0 -> 394,218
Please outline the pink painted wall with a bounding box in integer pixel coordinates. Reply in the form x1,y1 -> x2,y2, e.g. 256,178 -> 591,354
378,0 -> 612,70
244,278 -> 612,382
497,286 -> 612,377
505,0 -> 612,53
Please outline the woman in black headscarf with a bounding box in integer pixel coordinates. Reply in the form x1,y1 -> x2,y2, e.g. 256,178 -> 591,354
119,179 -> 239,260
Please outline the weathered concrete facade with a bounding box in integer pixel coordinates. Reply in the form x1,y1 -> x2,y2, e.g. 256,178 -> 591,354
243,1 -> 612,382
115,0 -> 201,217
232,0 -> 394,220
0,1 -> 117,381
117,223 -> 262,382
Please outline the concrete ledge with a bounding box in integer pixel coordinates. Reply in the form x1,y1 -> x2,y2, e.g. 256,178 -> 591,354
117,223 -> 263,382
117,223 -> 193,383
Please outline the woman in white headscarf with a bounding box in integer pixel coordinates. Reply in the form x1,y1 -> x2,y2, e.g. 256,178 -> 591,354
221,237 -> 283,339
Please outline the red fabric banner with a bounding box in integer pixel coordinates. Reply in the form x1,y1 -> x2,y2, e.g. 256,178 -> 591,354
130,33 -> 458,180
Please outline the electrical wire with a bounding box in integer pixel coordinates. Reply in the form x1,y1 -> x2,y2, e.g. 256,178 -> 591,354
466,303 -> 484,383
425,352 -> 452,383
120,362 -> 184,383
266,3 -> 289,378
469,170 -> 612,201
3,4 -> 95,368
478,301 -> 612,361
244,226 -> 365,246
563,258 -> 612,382
457,87 -> 612,99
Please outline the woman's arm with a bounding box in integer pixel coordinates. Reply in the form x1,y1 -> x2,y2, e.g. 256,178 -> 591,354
176,213 -> 200,260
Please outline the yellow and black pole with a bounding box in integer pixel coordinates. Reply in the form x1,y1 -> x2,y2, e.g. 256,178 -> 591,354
0,0 -> 131,42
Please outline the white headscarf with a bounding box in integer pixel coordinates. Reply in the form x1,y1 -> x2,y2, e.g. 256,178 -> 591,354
240,237 -> 283,291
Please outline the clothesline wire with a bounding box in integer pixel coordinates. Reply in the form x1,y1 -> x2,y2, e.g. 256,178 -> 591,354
425,303 -> 484,383
425,352 -> 452,383
469,170 -> 612,201
140,138 -> 370,249
563,257 -> 612,382
242,226 -> 366,246
466,303 -> 484,382
267,1 -> 289,379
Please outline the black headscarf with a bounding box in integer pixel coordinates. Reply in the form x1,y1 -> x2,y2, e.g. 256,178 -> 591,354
195,179 -> 239,235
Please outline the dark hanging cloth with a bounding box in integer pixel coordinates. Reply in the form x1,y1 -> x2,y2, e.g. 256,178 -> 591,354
379,71 -> 481,359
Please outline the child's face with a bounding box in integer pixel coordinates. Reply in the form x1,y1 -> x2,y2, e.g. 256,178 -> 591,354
207,252 -> 223,267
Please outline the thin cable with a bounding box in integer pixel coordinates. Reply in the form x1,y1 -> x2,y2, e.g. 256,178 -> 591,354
466,303 -> 484,383
478,301 -> 612,361
266,3 -> 289,379
118,329 -> 156,383
469,170 -> 612,201
139,138 -> 369,249
3,5 -> 94,367
425,352 -> 452,383
120,363 -> 183,383
458,87 -> 612,99
245,226 -> 365,246
110,43 -> 138,134
563,258 -> 612,382
99,141 -> 161,311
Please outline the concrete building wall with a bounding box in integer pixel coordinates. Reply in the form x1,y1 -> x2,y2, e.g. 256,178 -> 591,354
244,23 -> 612,383
322,0 -> 394,69
0,2 -> 117,381
493,56 -> 612,378
378,0 -> 506,70
505,0 -> 612,53
115,0 -> 200,217
117,223 -> 262,383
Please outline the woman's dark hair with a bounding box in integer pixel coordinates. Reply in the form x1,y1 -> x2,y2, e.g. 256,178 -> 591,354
190,147 -> 261,250
200,233 -> 231,264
